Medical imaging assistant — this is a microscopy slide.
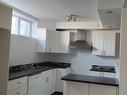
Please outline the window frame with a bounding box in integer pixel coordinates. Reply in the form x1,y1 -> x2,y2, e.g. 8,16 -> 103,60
12,15 -> 33,37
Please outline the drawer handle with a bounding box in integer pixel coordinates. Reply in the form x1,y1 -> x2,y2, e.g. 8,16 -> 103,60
16,92 -> 20,95
17,82 -> 21,84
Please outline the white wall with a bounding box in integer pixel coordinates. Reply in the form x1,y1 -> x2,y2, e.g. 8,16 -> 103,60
10,35 -> 37,66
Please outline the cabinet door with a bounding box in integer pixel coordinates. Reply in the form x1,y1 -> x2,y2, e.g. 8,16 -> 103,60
8,86 -> 27,95
8,77 -> 27,91
0,4 -> 12,30
69,82 -> 89,95
92,31 -> 104,55
46,31 -> 61,53
90,84 -> 117,95
36,28 -> 46,52
56,69 -> 65,92
28,74 -> 44,95
56,68 -> 71,92
46,31 -> 53,52
50,69 -> 56,94
60,32 -> 70,53
52,32 -> 61,53
103,31 -> 116,56
41,70 -> 56,95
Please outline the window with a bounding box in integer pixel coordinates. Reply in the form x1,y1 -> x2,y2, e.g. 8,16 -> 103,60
11,15 -> 32,37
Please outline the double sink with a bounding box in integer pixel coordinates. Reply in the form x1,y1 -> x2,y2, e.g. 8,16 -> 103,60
9,62 -> 71,80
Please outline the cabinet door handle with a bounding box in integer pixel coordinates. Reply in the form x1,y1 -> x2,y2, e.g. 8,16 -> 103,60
49,48 -> 51,52
46,77 -> 49,83
34,76 -> 39,79
17,82 -> 21,84
104,51 -> 106,55
16,92 -> 20,95
102,51 -> 104,55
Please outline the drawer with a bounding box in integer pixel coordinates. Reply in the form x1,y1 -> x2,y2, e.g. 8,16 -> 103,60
8,86 -> 27,95
8,77 -> 27,91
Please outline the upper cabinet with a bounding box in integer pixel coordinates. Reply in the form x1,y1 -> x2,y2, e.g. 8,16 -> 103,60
60,31 -> 70,53
56,21 -> 103,30
36,28 -> 70,53
36,28 -> 46,52
92,30 -> 117,56
46,30 -> 61,53
0,4 -> 12,30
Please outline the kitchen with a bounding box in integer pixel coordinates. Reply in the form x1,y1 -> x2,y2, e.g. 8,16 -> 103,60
0,0 -> 126,95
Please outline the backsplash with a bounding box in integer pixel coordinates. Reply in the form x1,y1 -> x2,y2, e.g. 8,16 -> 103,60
40,49 -> 119,79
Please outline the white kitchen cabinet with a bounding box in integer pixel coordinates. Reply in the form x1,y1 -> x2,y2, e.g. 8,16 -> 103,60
47,31 -> 61,53
60,32 -> 70,53
64,82 -> 89,95
28,69 -> 56,95
50,69 -> 57,94
56,68 -> 71,92
36,28 -> 61,53
36,28 -> 70,53
64,82 -> 118,95
89,84 -> 118,95
28,74 -> 44,95
36,28 -> 47,52
8,77 -> 27,95
92,30 -> 116,56
0,4 -> 12,30
41,69 -> 56,95
7,87 -> 27,95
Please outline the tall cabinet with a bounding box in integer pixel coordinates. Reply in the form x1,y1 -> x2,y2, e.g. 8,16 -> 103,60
92,30 -> 116,56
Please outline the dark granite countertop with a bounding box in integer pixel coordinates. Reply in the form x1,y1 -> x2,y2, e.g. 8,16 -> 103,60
9,62 -> 71,80
61,74 -> 119,87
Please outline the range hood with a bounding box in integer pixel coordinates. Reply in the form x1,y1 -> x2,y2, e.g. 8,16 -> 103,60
69,30 -> 91,49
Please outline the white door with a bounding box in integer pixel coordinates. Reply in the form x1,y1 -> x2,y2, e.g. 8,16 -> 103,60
92,31 -> 104,55
60,32 -> 70,53
103,31 -> 116,56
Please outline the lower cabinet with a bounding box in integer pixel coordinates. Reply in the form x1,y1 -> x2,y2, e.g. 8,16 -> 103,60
68,82 -> 89,95
89,84 -> 118,95
7,77 -> 27,95
7,86 -> 27,95
56,68 -> 71,92
28,69 -> 56,95
63,81 -> 118,95
28,73 -> 44,95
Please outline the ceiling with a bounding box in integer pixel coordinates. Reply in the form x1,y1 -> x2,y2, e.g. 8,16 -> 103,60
1,0 -> 100,22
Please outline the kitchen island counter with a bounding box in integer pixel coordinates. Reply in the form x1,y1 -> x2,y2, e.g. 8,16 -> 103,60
61,74 -> 119,86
